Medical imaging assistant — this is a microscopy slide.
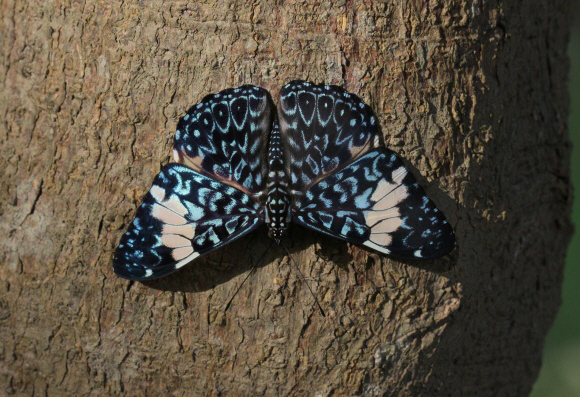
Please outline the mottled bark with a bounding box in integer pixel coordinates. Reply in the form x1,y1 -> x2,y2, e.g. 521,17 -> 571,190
0,1 -> 572,396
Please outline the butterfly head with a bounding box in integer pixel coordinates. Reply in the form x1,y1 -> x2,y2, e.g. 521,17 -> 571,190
268,226 -> 286,245
266,195 -> 290,244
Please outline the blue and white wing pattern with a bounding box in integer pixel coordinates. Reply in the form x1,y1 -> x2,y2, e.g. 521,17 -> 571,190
114,81 -> 455,281
278,80 -> 381,196
278,81 -> 455,259
113,164 -> 263,280
292,149 -> 455,259
173,85 -> 273,196
114,85 -> 271,280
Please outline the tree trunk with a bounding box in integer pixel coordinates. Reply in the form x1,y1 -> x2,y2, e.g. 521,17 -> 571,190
0,1 -> 573,396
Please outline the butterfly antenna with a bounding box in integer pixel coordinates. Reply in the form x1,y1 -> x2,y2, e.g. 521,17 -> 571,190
281,242 -> 326,317
223,239 -> 274,313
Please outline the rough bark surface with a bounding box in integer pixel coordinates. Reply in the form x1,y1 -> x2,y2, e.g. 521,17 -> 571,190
0,1 -> 573,396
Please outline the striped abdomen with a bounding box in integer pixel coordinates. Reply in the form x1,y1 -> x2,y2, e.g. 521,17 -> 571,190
265,121 -> 291,243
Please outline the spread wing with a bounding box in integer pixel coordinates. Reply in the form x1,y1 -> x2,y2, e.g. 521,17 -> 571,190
173,85 -> 274,198
278,80 -> 381,200
292,149 -> 455,260
113,164 -> 264,280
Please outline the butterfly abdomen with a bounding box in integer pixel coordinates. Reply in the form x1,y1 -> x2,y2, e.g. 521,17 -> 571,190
265,122 -> 291,243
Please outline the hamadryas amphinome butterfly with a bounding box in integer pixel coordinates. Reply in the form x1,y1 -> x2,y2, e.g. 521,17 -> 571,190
113,81 -> 455,280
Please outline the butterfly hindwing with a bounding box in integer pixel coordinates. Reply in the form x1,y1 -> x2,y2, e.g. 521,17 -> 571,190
292,148 -> 455,259
173,85 -> 274,196
113,164 -> 264,280
278,80 -> 381,198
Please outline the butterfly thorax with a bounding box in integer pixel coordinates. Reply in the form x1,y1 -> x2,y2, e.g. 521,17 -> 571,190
265,122 -> 291,244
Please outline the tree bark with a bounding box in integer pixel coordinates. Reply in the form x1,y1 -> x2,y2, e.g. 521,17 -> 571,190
0,1 -> 573,396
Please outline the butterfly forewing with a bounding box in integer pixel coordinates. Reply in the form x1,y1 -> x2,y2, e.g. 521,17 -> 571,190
292,148 -> 455,259
173,85 -> 274,197
278,81 -> 381,199
113,164 -> 263,280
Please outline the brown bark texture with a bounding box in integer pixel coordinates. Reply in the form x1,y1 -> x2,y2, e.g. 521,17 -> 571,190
0,0 -> 573,396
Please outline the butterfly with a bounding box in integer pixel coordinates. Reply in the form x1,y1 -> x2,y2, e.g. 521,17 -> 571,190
113,81 -> 455,280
